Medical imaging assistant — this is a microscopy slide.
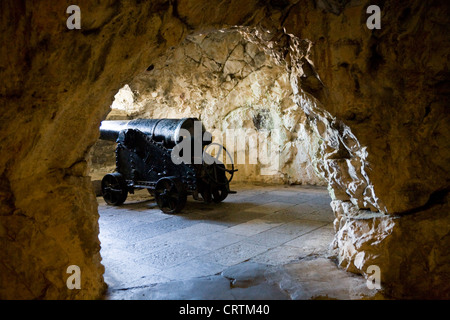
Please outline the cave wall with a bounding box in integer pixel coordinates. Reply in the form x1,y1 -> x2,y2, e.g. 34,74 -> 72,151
1,0 -> 449,299
278,0 -> 450,297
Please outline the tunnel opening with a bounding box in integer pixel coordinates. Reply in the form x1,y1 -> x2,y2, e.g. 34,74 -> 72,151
89,29 -> 328,187
87,27 -> 379,299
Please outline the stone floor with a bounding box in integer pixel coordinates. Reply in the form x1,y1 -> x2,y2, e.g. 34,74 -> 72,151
98,183 -> 381,300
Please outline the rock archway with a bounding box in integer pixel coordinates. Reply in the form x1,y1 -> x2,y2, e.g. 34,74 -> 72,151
0,0 -> 448,299
90,29 -> 328,186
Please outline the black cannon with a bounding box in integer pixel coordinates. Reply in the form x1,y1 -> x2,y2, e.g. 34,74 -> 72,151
99,118 -> 237,213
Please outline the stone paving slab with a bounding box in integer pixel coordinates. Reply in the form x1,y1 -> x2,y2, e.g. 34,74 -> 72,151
244,227 -> 300,247
249,245 -> 308,266
243,201 -> 296,214
158,254 -> 227,281
134,243 -> 210,270
103,261 -> 167,289
201,241 -> 270,267
188,230 -> 247,251
269,219 -> 328,237
285,224 -> 335,253
223,218 -> 283,236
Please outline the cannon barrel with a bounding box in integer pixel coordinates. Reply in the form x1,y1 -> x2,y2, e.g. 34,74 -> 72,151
99,118 -> 211,148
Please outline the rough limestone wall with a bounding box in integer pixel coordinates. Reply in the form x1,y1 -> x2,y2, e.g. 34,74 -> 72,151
96,31 -> 327,185
1,0 -> 449,299
276,0 -> 450,298
0,0 -> 192,299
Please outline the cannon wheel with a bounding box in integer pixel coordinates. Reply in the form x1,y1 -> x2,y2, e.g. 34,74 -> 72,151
211,185 -> 229,203
101,172 -> 128,206
200,188 -> 212,203
154,177 -> 187,214
203,143 -> 236,186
